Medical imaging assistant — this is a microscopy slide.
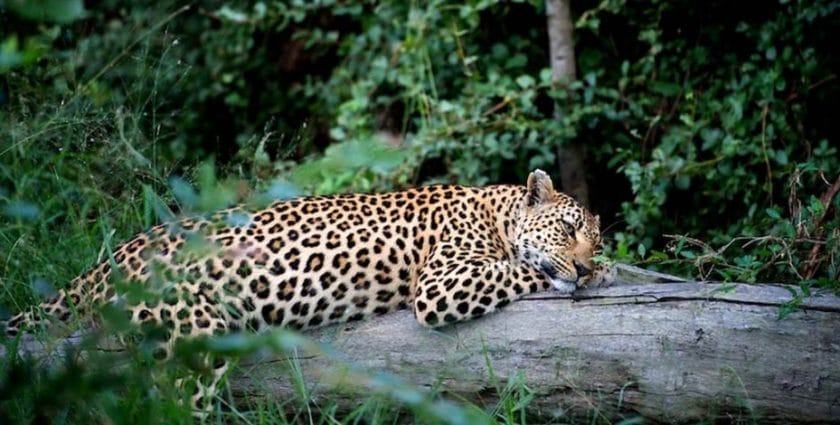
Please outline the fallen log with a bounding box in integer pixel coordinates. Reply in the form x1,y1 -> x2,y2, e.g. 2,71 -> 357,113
6,265 -> 840,423
230,273 -> 840,423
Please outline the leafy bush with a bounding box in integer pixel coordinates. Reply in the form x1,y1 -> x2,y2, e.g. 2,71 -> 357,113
1,0 -> 838,421
294,0 -> 840,284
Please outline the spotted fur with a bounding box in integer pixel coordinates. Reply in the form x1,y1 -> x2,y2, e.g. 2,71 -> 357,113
4,169 -> 601,411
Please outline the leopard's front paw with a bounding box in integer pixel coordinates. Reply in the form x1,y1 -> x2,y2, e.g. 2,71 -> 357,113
583,263 -> 615,287
549,278 -> 578,294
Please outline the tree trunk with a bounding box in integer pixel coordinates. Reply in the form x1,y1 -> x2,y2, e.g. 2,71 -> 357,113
8,266 -> 840,423
545,0 -> 590,206
546,0 -> 577,83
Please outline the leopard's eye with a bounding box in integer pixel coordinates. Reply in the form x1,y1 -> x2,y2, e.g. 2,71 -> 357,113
562,221 -> 575,236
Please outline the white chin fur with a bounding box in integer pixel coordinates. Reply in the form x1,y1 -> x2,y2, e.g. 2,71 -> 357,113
550,279 -> 578,294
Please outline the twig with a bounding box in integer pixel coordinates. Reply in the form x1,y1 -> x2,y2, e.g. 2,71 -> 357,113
663,234 -> 804,280
759,103 -> 773,200
786,74 -> 837,103
789,169 -> 804,237
450,21 -> 472,76
802,173 -> 840,279
481,97 -> 513,117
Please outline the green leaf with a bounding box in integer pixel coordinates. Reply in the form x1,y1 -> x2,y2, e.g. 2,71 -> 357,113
808,196 -> 824,216
651,81 -> 681,96
216,6 -> 249,23
0,37 -> 24,70
170,177 -> 199,208
679,250 -> 696,259
207,333 -> 255,354
675,175 -> 690,190
515,75 -> 535,89
6,0 -> 86,23
263,181 -> 303,201
774,149 -> 788,166
3,201 -> 40,220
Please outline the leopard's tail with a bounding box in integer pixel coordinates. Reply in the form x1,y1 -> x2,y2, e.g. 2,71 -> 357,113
4,257 -> 117,338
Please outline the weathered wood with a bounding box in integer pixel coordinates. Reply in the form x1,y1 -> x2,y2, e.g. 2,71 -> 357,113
230,280 -> 840,423
6,268 -> 839,423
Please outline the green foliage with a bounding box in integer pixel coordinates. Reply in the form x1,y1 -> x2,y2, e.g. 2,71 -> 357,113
4,318 -> 603,424
0,0 -> 86,72
288,137 -> 409,194
1,0 -> 839,422
4,0 -> 837,286
200,0 -> 838,286
586,0 -> 840,286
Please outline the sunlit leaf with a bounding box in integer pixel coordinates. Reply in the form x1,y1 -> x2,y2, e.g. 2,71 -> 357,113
3,201 -> 40,220
6,0 -> 86,23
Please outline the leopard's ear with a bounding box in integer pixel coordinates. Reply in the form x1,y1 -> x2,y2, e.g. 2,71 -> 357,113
594,214 -> 600,227
526,169 -> 555,207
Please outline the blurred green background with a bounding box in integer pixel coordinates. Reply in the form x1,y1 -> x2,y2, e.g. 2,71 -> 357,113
2,0 -> 838,308
4,0 -> 840,297
1,0 -> 839,423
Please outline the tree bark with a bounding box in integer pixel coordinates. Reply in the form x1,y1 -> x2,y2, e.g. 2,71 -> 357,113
546,0 -> 577,83
546,0 -> 590,206
8,266 -> 840,423
224,277 -> 839,423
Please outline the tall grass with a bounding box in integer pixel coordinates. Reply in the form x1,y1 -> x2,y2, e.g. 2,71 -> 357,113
0,45 -> 546,425
4,314 -> 614,424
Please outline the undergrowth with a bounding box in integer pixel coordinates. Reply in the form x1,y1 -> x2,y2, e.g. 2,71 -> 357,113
1,0 -> 838,423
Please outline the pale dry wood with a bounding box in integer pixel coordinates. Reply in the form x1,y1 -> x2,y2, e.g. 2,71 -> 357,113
6,265 -> 840,423
228,279 -> 840,423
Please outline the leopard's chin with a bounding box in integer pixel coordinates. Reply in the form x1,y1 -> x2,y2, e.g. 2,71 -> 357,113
549,278 -> 578,294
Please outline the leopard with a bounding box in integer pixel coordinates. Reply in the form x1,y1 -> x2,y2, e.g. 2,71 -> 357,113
3,169 -> 601,413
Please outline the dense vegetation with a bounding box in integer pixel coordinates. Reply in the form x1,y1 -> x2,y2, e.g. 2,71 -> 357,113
1,0 -> 838,423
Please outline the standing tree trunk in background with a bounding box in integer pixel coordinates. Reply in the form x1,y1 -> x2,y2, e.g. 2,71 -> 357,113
546,0 -> 589,207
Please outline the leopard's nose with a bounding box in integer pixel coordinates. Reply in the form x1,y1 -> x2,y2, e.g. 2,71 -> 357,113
573,260 -> 591,278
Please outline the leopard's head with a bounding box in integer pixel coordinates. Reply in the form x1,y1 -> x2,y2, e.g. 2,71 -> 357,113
514,169 -> 601,292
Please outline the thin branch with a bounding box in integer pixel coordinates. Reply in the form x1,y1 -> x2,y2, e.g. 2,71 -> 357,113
759,103 -> 773,200
802,173 -> 840,279
785,74 -> 837,103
